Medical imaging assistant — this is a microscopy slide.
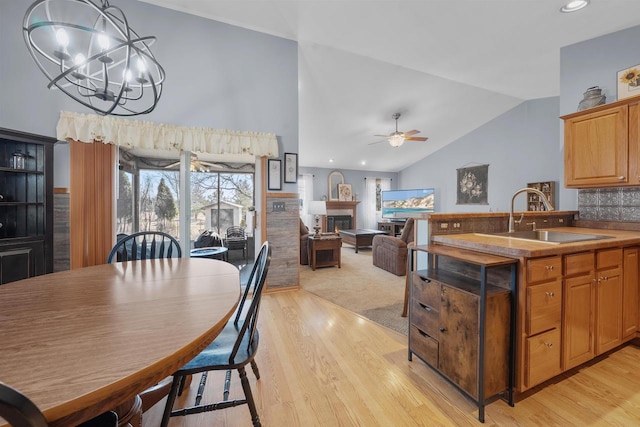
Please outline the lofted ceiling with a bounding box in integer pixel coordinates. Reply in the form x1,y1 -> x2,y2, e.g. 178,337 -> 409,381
139,0 -> 640,172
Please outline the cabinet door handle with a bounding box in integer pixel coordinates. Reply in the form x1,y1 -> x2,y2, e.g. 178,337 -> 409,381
618,176 -> 626,180
600,276 -> 608,281
545,265 -> 554,271
545,291 -> 554,297
544,342 -> 553,348
439,327 -> 447,333
419,303 -> 432,312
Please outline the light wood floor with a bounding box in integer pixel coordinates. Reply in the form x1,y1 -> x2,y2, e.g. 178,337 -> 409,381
143,289 -> 640,426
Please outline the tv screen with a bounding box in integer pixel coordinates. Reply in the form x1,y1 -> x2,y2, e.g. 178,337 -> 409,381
381,188 -> 435,220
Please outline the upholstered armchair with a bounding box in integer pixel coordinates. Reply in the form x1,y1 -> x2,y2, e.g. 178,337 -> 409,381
300,219 -> 310,265
372,218 -> 415,276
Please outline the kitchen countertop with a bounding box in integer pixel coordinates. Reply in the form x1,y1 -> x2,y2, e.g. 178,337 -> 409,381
431,227 -> 640,258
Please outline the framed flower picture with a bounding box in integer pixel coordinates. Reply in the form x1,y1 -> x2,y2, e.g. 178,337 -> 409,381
456,164 -> 489,205
284,152 -> 298,183
338,183 -> 352,201
617,64 -> 640,101
267,158 -> 281,190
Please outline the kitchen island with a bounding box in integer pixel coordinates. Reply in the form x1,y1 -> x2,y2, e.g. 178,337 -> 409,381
429,226 -> 640,393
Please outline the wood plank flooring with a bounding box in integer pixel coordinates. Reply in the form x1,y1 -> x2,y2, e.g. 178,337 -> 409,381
143,290 -> 640,426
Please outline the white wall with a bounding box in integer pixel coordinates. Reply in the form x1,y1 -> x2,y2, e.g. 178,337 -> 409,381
399,97 -> 566,213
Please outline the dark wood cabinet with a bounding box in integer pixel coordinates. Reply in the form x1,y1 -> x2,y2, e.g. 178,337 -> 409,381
0,128 -> 55,284
408,245 -> 516,422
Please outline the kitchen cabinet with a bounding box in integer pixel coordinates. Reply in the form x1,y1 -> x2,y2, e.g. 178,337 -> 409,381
408,245 -> 516,422
0,128 -> 54,284
623,247 -> 638,340
562,249 -> 623,371
522,256 -> 563,388
562,95 -> 640,188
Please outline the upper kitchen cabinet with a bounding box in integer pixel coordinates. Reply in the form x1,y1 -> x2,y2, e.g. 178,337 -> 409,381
562,94 -> 640,188
0,128 -> 55,284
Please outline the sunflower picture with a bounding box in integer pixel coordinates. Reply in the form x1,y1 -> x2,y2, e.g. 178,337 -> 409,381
617,64 -> 640,100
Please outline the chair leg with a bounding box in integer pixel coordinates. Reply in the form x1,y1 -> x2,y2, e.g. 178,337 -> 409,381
160,376 -> 182,427
238,367 -> 261,427
250,360 -> 260,380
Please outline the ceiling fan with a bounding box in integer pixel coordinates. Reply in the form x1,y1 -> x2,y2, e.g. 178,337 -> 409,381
165,152 -> 222,172
372,112 -> 428,147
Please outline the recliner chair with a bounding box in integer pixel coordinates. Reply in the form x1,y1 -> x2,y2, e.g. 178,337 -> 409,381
372,218 -> 415,276
300,219 -> 310,265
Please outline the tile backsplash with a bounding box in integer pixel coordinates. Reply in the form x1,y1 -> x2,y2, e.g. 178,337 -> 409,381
578,187 -> 640,221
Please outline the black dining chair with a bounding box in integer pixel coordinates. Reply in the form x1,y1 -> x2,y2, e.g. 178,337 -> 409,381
160,241 -> 272,427
224,226 -> 248,261
107,231 -> 182,263
0,381 -> 118,427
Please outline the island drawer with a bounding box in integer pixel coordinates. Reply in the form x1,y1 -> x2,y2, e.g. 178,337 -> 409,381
564,252 -> 593,276
411,298 -> 439,336
526,280 -> 562,336
412,273 -> 440,309
527,256 -> 562,284
409,325 -> 438,367
525,328 -> 562,388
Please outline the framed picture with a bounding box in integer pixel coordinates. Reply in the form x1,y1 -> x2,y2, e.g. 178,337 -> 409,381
617,64 -> 640,101
267,158 -> 281,190
338,183 -> 352,201
284,152 -> 298,183
456,164 -> 489,205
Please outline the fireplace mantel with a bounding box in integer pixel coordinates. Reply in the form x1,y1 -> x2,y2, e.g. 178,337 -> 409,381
323,201 -> 360,231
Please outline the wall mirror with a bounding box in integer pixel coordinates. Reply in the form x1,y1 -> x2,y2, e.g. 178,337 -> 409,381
328,170 -> 345,201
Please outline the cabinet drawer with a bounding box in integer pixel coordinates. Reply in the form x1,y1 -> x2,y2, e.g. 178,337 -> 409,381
565,252 -> 593,276
412,273 -> 440,309
597,248 -> 622,270
409,325 -> 438,368
526,281 -> 562,336
411,298 -> 439,337
525,328 -> 562,388
527,256 -> 562,284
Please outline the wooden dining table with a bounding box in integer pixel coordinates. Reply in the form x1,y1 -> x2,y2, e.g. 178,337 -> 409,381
0,258 -> 241,427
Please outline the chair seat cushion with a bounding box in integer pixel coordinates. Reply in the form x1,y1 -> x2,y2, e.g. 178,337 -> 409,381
177,321 -> 259,375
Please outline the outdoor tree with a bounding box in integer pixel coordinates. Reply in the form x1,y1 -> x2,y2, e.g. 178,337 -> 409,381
117,171 -> 133,233
155,178 -> 177,231
139,175 -> 155,231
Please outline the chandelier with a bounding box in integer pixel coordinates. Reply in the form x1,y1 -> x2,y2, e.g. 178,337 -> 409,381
23,0 -> 165,116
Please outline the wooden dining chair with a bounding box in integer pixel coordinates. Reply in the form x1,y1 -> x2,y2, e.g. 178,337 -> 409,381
160,241 -> 272,427
0,382 -> 117,427
107,231 -> 182,263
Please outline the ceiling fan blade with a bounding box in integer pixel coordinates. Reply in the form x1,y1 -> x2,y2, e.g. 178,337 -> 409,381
374,134 -> 391,138
165,161 -> 179,168
406,137 -> 428,141
403,130 -> 420,136
201,161 -> 223,169
368,140 -> 385,146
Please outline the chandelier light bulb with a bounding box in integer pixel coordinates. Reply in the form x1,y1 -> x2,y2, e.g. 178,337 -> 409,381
74,53 -> 85,65
98,32 -> 110,50
55,28 -> 69,47
136,58 -> 146,73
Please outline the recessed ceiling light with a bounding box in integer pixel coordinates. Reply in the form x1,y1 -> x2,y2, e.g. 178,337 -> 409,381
361,160 -> 366,166
560,0 -> 590,13
329,158 -> 334,163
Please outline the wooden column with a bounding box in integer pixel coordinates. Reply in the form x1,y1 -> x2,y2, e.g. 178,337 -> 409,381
69,140 -> 115,268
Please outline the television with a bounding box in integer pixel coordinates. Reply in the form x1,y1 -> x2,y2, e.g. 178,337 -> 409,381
381,188 -> 435,220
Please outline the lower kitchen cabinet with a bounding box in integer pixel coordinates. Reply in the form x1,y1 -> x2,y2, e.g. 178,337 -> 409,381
622,247 -> 639,340
408,245 -> 516,423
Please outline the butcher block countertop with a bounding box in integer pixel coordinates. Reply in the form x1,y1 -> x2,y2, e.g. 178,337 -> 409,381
432,227 -> 640,258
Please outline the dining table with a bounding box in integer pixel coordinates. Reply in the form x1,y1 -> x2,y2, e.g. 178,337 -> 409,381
0,258 -> 241,427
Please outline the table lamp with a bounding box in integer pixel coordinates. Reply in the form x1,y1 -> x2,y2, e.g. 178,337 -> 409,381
308,200 -> 327,236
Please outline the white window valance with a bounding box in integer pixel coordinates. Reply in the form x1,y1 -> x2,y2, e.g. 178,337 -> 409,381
56,110 -> 279,158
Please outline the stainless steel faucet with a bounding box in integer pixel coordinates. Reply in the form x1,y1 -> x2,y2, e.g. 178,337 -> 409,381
509,188 -> 554,233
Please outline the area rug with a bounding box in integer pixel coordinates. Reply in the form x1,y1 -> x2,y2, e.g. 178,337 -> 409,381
299,246 -> 408,335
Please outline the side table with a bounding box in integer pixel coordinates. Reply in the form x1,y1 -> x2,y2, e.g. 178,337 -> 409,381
308,235 -> 342,270
190,246 -> 229,262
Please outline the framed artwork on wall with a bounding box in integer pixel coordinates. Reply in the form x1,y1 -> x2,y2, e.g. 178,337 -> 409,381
284,152 -> 298,183
338,183 -> 352,201
456,164 -> 489,205
268,158 -> 281,190
617,64 -> 640,101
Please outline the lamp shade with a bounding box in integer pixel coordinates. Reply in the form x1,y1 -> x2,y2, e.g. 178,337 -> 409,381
308,200 -> 327,216
388,134 -> 405,147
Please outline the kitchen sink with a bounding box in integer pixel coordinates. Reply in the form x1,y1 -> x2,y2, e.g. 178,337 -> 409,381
478,229 -> 613,244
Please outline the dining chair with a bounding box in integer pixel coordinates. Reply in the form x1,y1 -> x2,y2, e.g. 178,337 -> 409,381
224,226 -> 248,261
0,381 -> 118,427
107,231 -> 182,263
160,241 -> 272,427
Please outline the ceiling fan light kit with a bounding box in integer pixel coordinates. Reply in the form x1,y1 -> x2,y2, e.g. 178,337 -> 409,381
373,112 -> 428,147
